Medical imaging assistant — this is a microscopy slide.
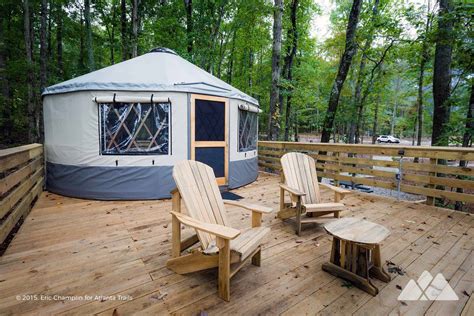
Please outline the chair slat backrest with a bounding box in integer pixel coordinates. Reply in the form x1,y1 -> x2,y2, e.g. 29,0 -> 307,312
173,160 -> 229,249
281,152 -> 321,205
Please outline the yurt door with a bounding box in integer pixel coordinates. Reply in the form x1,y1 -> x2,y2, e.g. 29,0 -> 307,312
190,94 -> 229,185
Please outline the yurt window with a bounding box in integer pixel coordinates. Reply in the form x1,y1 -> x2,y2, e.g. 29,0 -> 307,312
99,101 -> 170,155
238,109 -> 258,152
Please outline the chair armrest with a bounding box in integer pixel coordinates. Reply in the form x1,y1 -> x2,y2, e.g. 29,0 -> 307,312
279,184 -> 306,197
223,200 -> 273,214
170,211 -> 240,240
319,183 -> 351,195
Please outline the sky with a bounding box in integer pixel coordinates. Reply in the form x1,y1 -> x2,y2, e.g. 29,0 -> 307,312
310,0 -> 431,41
311,0 -> 336,41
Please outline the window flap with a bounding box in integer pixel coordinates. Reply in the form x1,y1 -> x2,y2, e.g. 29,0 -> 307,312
238,103 -> 261,113
94,95 -> 169,104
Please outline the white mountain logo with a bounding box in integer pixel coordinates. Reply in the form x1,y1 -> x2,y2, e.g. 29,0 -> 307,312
398,271 -> 459,301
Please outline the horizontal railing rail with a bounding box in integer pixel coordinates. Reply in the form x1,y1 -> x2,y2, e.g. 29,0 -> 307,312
0,143 -> 44,245
258,141 -> 474,208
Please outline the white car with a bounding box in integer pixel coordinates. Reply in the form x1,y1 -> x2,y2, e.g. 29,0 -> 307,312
376,135 -> 400,143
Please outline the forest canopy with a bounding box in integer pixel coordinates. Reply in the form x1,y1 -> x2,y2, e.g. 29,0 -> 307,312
0,0 -> 472,147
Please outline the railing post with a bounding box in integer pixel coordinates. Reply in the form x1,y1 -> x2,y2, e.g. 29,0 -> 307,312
425,158 -> 436,206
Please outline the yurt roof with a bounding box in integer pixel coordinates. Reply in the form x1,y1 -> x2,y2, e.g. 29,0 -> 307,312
42,47 -> 258,105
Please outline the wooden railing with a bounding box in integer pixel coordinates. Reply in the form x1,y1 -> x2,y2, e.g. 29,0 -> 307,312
258,141 -> 474,208
0,144 -> 44,244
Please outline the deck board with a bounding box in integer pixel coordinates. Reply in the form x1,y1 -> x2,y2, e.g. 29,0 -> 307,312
0,172 -> 472,315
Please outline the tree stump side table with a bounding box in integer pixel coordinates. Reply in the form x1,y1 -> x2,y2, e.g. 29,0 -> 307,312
322,217 -> 392,296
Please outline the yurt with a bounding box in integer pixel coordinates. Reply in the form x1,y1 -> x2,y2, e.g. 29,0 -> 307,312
42,47 -> 260,200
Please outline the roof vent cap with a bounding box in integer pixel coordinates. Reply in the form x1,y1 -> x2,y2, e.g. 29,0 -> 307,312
149,47 -> 177,55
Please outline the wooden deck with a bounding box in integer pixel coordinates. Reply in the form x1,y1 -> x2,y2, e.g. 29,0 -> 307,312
0,173 -> 472,315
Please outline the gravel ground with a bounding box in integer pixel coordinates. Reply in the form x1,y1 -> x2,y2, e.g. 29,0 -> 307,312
370,187 -> 424,202
321,178 -> 425,202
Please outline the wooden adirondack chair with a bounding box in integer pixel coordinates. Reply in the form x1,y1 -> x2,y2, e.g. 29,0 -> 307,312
278,152 -> 351,235
166,160 -> 273,301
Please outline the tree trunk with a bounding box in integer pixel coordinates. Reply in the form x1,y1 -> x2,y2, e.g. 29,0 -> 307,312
100,2 -> 117,65
372,93 -> 380,144
247,49 -> 253,89
131,0 -> 138,58
111,4 -> 116,64
320,0 -> 362,143
79,10 -> 86,73
47,1 -> 52,58
226,28 -> 236,84
216,31 -> 230,79
23,0 -> 37,143
284,0 -> 299,141
40,0 -> 48,90
56,2 -> 64,79
85,0 -> 94,71
416,5 -> 432,146
267,0 -> 283,141
415,41 -> 428,146
461,84 -> 473,147
431,0 -> 453,146
390,102 -> 397,135
390,76 -> 401,135
184,0 -> 193,57
454,83 -> 473,210
0,12 -> 12,143
352,0 -> 380,144
205,1 -> 225,73
354,41 -> 392,143
121,0 -> 128,60
38,0 -> 48,142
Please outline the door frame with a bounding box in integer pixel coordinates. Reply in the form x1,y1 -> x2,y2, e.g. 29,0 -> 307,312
190,94 -> 229,185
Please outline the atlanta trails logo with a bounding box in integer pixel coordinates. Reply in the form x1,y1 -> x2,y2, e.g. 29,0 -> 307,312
398,271 -> 459,301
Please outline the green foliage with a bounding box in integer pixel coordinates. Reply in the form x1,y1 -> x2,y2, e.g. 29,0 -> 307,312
0,0 -> 471,146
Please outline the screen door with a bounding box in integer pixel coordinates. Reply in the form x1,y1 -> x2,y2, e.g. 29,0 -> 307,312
190,94 -> 228,185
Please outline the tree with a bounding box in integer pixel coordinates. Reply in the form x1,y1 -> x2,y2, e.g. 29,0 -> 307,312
56,1 -> 64,79
47,0 -> 52,58
97,0 -> 119,65
454,83 -> 473,210
0,3 -> 12,142
371,92 -> 381,144
23,0 -> 37,143
39,0 -> 48,142
282,0 -> 299,141
350,0 -> 380,144
121,0 -> 128,60
40,0 -> 48,91
321,0 -> 362,143
390,75 -> 402,135
0,0 -> 471,149
415,2 -> 433,146
85,0 -> 95,71
431,0 -> 454,146
358,41 -> 394,141
462,84 -> 473,148
267,0 -> 283,141
184,0 -> 193,57
131,0 -> 139,58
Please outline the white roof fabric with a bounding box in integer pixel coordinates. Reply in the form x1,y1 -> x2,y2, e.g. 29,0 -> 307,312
42,48 -> 258,105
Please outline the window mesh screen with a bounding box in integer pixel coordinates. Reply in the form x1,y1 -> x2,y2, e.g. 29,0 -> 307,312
195,147 -> 225,177
195,100 -> 225,141
100,102 -> 170,155
238,110 -> 258,152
